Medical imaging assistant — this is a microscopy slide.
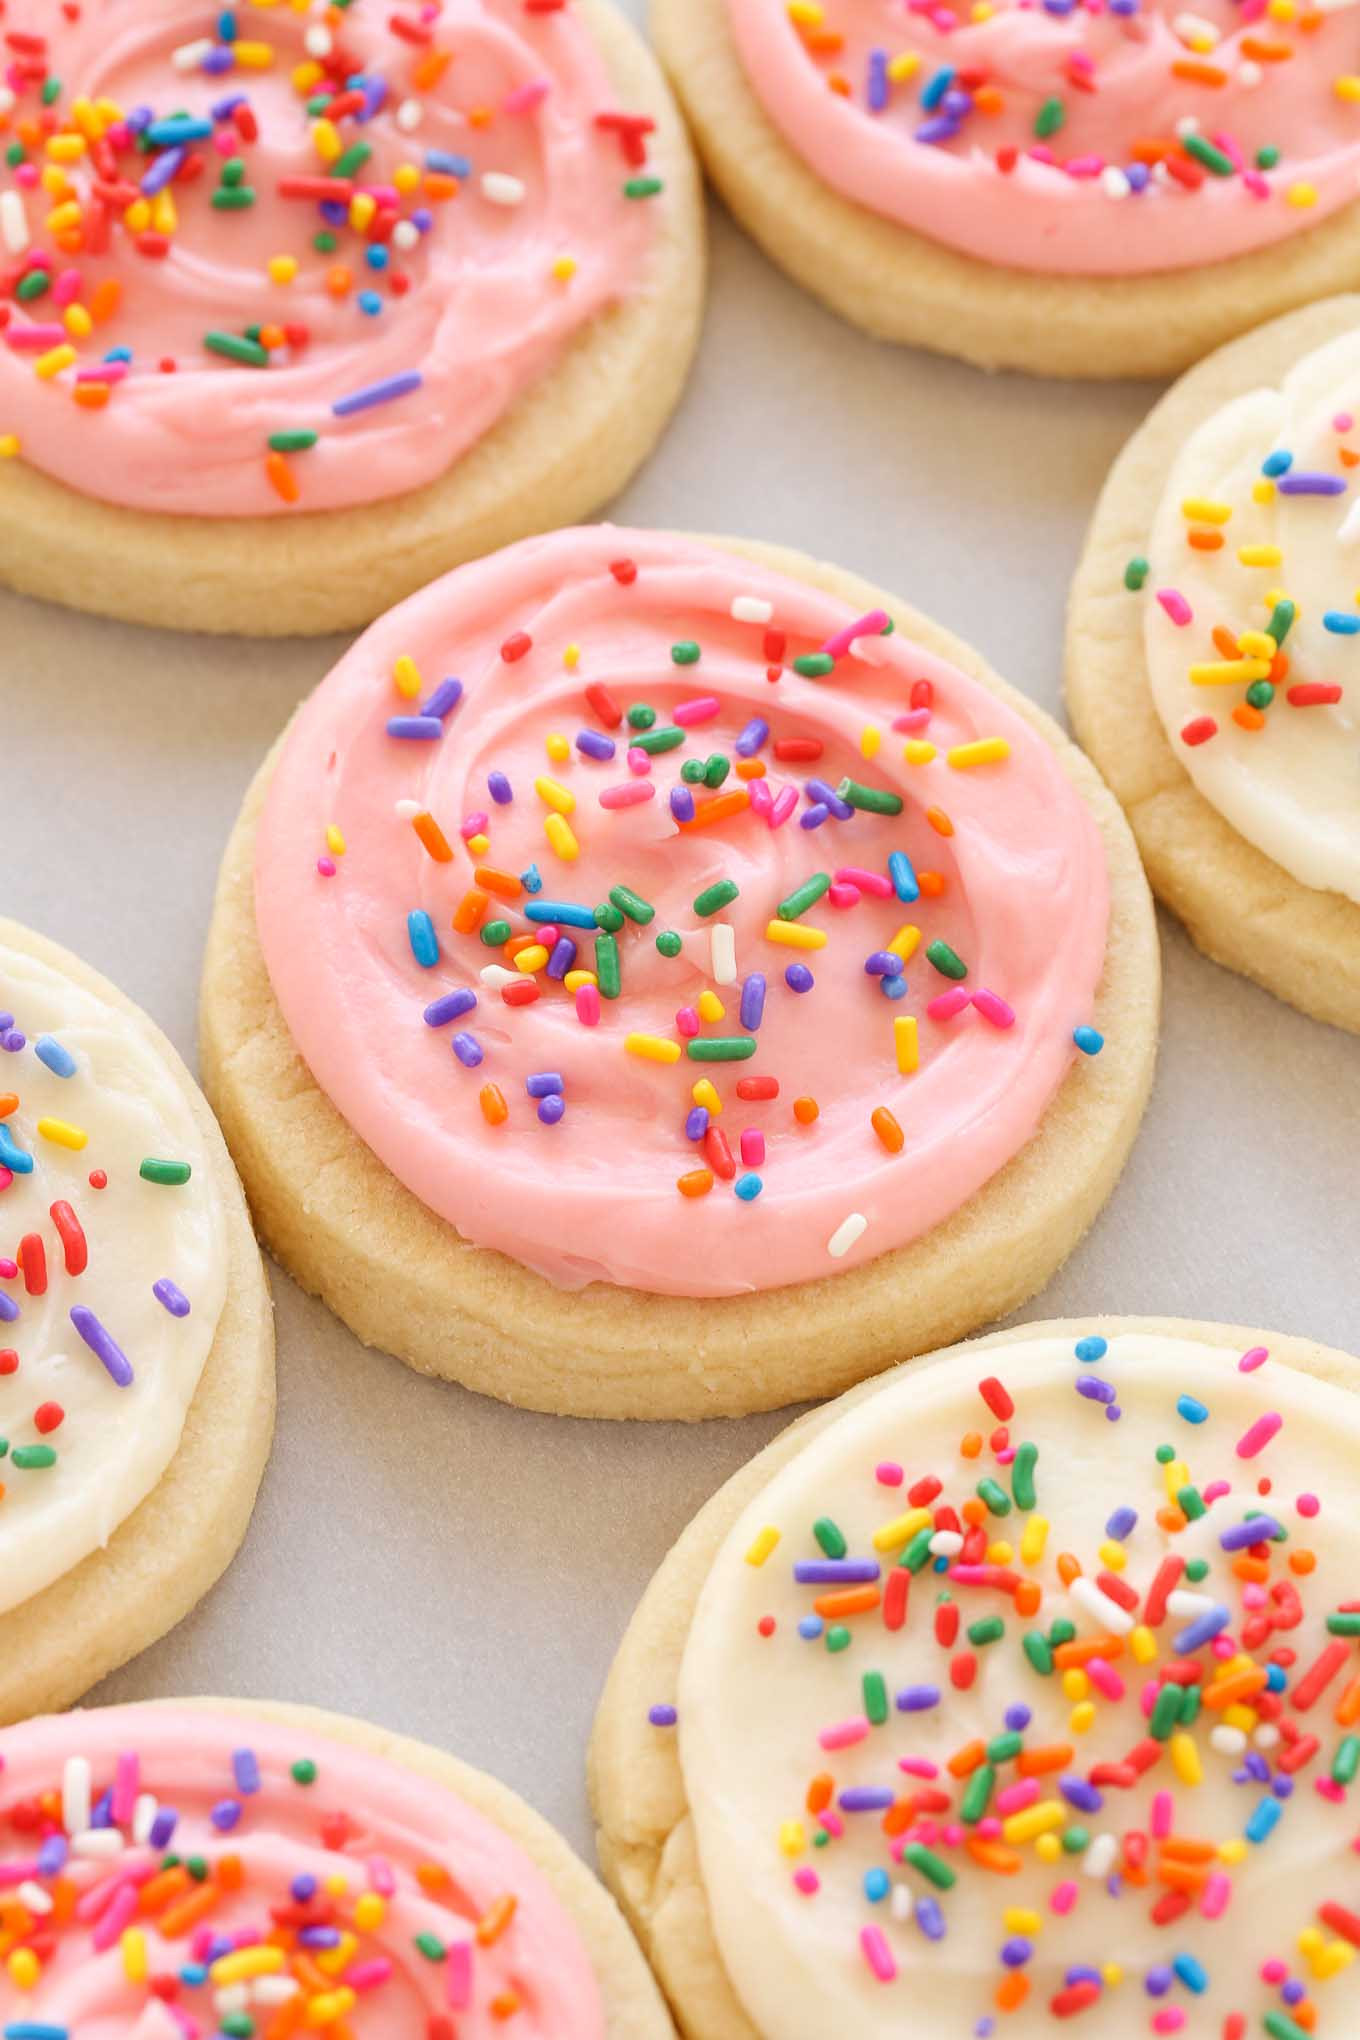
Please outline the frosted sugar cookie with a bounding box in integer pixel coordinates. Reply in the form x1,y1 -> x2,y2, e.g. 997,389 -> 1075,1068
652,0 -> 1360,379
591,1316 -> 1360,2038
1067,295 -> 1360,1032
0,0 -> 703,633
0,919 -> 274,1721
203,525 -> 1157,1418
0,1697 -> 672,2034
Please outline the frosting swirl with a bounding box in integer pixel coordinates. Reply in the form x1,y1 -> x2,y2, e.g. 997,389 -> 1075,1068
254,527 -> 1109,1299
726,0 -> 1360,277
0,0 -> 658,515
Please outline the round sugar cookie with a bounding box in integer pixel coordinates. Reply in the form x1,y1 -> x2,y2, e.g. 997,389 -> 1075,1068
202,524 -> 1158,1420
0,1695 -> 673,2036
589,1314 -> 1360,2039
0,919 -> 274,1721
0,0 -> 704,636
1066,296 -> 1360,1034
651,0 -> 1360,381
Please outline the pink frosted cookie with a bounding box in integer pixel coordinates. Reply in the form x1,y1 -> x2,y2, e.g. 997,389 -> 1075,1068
203,526 -> 1157,1417
0,1698 -> 671,2033
652,0 -> 1360,378
0,0 -> 704,632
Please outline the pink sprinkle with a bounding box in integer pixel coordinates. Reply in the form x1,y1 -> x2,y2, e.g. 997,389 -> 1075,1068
446,1938 -> 474,2009
459,812 -> 488,840
1050,1880 -> 1079,1915
503,77 -> 550,114
76,361 -> 130,384
941,1822 -> 964,1847
1297,1493 -> 1320,1519
827,881 -> 860,908
792,1865 -> 820,1895
860,1923 -> 897,1983
316,856 -> 337,877
1064,154 -> 1104,178
367,1855 -> 397,1898
1316,1777 -> 1346,1805
676,1007 -> 700,1038
822,609 -> 889,660
740,1128 -> 765,1167
6,323 -> 67,349
835,866 -> 893,897
52,267 -> 82,308
576,984 -> 600,1028
1139,1679 -> 1159,1718
927,987 -> 972,1022
673,695 -> 722,727
626,747 -> 652,776
111,1751 -> 140,1825
971,988 -> 1015,1029
1238,1345 -> 1270,1373
891,708 -> 932,733
1202,1479 -> 1231,1505
819,1810 -> 845,1840
1210,1635 -> 1236,1661
213,127 -> 238,157
1151,1791 -> 1174,1839
1156,589 -> 1194,627
1242,1584 -> 1267,1610
819,1717 -> 871,1751
748,779 -> 773,817
1261,1960 -> 1288,1985
1152,2011 -> 1186,2035
975,1816 -> 1002,1840
1200,1870 -> 1232,1918
1236,1413 -> 1282,1459
876,1461 -> 904,1487
599,779 -> 655,809
0,1258 -> 15,1277
995,1779 -> 1040,1817
345,1957 -> 395,1990
767,785 -> 799,828
1334,412 -> 1354,432
91,1880 -> 139,1953
1086,1656 -> 1126,1702
898,1758 -> 939,1779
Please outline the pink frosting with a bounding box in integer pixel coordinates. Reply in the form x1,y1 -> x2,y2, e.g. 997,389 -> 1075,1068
254,527 -> 1110,1299
726,0 -> 1360,277
0,0 -> 657,515
0,1703 -> 605,2036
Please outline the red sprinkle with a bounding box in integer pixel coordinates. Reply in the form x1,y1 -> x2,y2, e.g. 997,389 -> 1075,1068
500,631 -> 532,663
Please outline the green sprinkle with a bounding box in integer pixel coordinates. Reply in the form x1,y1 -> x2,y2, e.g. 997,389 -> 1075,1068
1266,598 -> 1296,647
1177,1484 -> 1206,1522
291,1759 -> 318,1785
1179,1684 -> 1201,1728
1333,1736 -> 1360,1786
1060,1824 -> 1090,1855
655,930 -> 683,958
414,1932 -> 445,1961
793,653 -> 835,678
976,1477 -> 1011,1517
140,1158 -> 192,1187
836,777 -> 903,817
1184,1557 -> 1210,1584
1183,133 -> 1235,176
1155,1443 -> 1176,1464
313,230 -> 338,253
631,725 -> 686,755
609,884 -> 654,926
268,429 -> 319,453
826,1624 -> 851,1653
11,1445 -> 56,1470
623,175 -> 663,198
1327,1614 -> 1360,1637
204,331 -> 270,368
221,158 -> 246,188
1123,556 -> 1149,592
902,1526 -> 936,1574
480,919 -> 513,947
926,939 -> 967,980
1047,1618 -> 1077,1648
626,703 -> 656,730
967,1616 -> 1005,1648
595,933 -> 621,1000
330,141 -> 373,180
680,758 -> 707,784
778,873 -> 832,921
41,76 -> 61,106
903,1844 -> 956,1891
671,641 -> 701,665
1245,680 -> 1275,710
186,1856 -> 210,1883
1265,2015 -> 1312,2040
210,188 -> 257,210
686,1037 -> 758,1062
1034,96 -> 1065,139
1011,1442 -> 1039,1512
987,1732 -> 1023,1764
5,142 -> 26,169
16,269 -> 50,302
0,1439 -> 7,1459
220,2016 -> 253,2039
1022,1631 -> 1054,1676
960,1764 -> 995,1824
1149,1683 -> 1184,1741
703,755 -> 730,789
694,879 -> 740,917
862,1670 -> 889,1725
593,902 -> 625,934
813,1516 -> 846,1558
1256,145 -> 1281,171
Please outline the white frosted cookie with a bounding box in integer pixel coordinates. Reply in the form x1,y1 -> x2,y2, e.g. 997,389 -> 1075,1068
590,1315 -> 1360,2039
202,524 -> 1157,1420
0,0 -> 704,635
0,919 -> 274,1719
0,1695 -> 673,2035
1067,296 -> 1360,1033
652,0 -> 1360,380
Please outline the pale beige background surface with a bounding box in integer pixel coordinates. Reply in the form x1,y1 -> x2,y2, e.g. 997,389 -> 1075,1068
2,0 -> 1354,1865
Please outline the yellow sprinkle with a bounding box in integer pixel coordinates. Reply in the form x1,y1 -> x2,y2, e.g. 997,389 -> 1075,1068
1252,480 -> 1276,506
1169,1731 -> 1203,1786
746,1525 -> 780,1566
325,824 -> 346,856
1187,659 -> 1272,686
986,1540 -> 1013,1565
1102,1964 -> 1123,1989
872,1507 -> 932,1553
563,969 -> 598,992
860,724 -> 881,759
1286,182 -> 1318,209
514,944 -> 550,974
778,1819 -> 806,1856
887,50 -> 921,80
1298,1928 -> 1325,1961
625,1032 -> 681,1065
545,732 -> 570,762
1003,1909 -> 1043,1935
1035,1831 -> 1062,1864
211,1946 -> 287,1985
888,924 -> 921,962
1002,1801 -> 1066,1846
45,200 -> 81,236
1237,544 -> 1283,567
692,1078 -> 721,1116
36,1118 -> 87,1151
1217,1837 -> 1248,1865
1336,76 -> 1360,104
354,1893 -> 385,1931
1062,1668 -> 1090,1702
35,344 -> 76,380
0,435 -> 19,459
552,254 -> 578,281
268,253 -> 299,285
233,39 -> 276,66
563,642 -> 581,670
311,116 -> 342,163
544,814 -> 579,861
1069,1701 -> 1097,1735
466,833 -> 490,857
315,1931 -> 357,1976
903,739 -> 936,765
1236,631 -> 1277,660
893,1013 -> 919,1075
122,1928 -> 148,1982
1316,1941 -> 1356,1981
393,162 -> 420,196
393,653 -> 422,699
6,1948 -> 39,1991
1020,1515 -> 1049,1566
765,918 -> 827,949
324,1872 -> 350,1898
535,775 -> 576,814
1130,1625 -> 1158,1664
349,191 -> 376,233
305,1990 -> 356,2025
123,197 -> 151,233
697,989 -> 725,1022
1098,1540 -> 1126,1572
1163,1458 -> 1189,1503
151,188 -> 176,236
62,304 -> 92,340
786,0 -> 824,20
46,133 -> 87,163
947,738 -> 1011,769
1222,1703 -> 1258,1734
1180,497 -> 1233,525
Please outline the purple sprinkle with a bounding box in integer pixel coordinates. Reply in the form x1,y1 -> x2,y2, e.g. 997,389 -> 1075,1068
916,1896 -> 947,1941
487,770 -> 513,805
386,716 -> 444,740
0,1293 -> 19,1324
546,936 -> 577,981
799,803 -> 829,831
839,1787 -> 895,1812
1277,473 -> 1347,496
669,785 -> 695,824
423,989 -> 477,1028
292,1874 -> 318,1901
537,1094 -> 565,1126
140,145 -> 185,196
739,973 -> 766,1031
735,717 -> 770,758
153,1279 -> 191,1318
785,963 -> 815,993
36,1835 -> 67,1875
896,1684 -> 941,1713
793,1559 -> 880,1585
648,1704 -> 678,1728
149,1809 -> 178,1849
1174,1605 -> 1232,1654
1076,1375 -> 1117,1406
332,369 -> 423,418
1220,1515 -> 1284,1551
70,1305 -> 134,1387
422,677 -> 463,720
806,778 -> 853,820
1001,1938 -> 1032,1968
1145,1966 -> 1173,1998
864,951 -> 900,977
300,1924 -> 343,1947
232,1749 -> 261,1795
1004,1705 -> 1032,1732
685,1107 -> 709,1140
1059,1777 -> 1103,1813
1106,1507 -> 1137,1540
211,1799 -> 242,1832
451,1031 -> 483,1069
526,1072 -> 564,1098
576,729 -> 616,762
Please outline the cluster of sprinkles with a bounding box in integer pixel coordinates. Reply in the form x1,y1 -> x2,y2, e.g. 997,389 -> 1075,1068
781,0 -> 1360,216
661,1338 -> 1360,2037
1130,409 -> 1355,753
0,988 -> 195,1492
0,0 -> 662,499
319,557 -> 1104,1266
0,1727 -> 542,2030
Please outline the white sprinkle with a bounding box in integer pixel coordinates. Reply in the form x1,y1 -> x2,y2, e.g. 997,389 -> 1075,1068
132,1793 -> 158,1846
710,922 -> 737,985
1210,1725 -> 1248,1758
255,1978 -> 302,2004
304,23 -> 333,55
1100,167 -> 1131,201
1069,1575 -> 1135,1636
214,1986 -> 250,2018
828,1212 -> 867,1259
1166,1589 -> 1217,1617
1174,12 -> 1220,45
395,97 -> 423,133
479,965 -> 520,990
929,1530 -> 964,1558
1237,59 -> 1263,87
392,220 -> 420,253
482,172 -> 526,207
731,595 -> 774,625
71,1827 -> 125,1858
0,189 -> 29,257
170,36 -> 214,71
0,87 -> 15,118
1337,497 -> 1360,546
394,797 -> 422,819
1175,114 -> 1201,138
1254,1723 -> 1281,1750
1082,1833 -> 1118,1880
1315,0 -> 1359,14
890,1883 -> 913,1922
17,1880 -> 53,1914
62,1755 -> 91,1835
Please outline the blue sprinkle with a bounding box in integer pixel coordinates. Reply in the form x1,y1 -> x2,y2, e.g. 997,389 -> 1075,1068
1322,611 -> 1360,634
1177,1394 -> 1209,1424
0,1124 -> 35,1176
526,900 -> 595,928
1245,1796 -> 1283,1843
864,1867 -> 891,1901
407,911 -> 439,969
734,1172 -> 762,1201
798,1614 -> 825,1640
521,864 -> 543,896
1261,449 -> 1293,477
1172,1955 -> 1209,1996
879,974 -> 908,1000
425,148 -> 472,178
1074,1335 -> 1108,1362
1073,1025 -> 1104,1056
888,850 -> 920,902
921,64 -> 955,110
35,1034 -> 77,1079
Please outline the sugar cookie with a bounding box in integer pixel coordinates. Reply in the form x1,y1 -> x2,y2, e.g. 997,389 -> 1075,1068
0,1695 -> 672,2034
1067,296 -> 1360,1032
203,526 -> 1157,1418
652,0 -> 1360,379
0,918 -> 274,1720
0,0 -> 704,633
591,1315 -> 1360,2038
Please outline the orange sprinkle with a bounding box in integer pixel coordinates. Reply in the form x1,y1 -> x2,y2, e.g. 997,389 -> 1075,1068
491,1991 -> 522,2021
996,1969 -> 1030,2010
1231,1555 -> 1271,1583
813,1585 -> 881,1619
881,1799 -> 915,1836
961,1498 -> 987,1527
1240,35 -> 1293,58
1290,2004 -> 1317,2035
1158,1861 -> 1211,1893
90,276 -> 122,323
1201,1665 -> 1269,1709
422,171 -> 460,201
680,787 -> 751,831
413,812 -> 454,862
828,72 -> 851,95
1231,705 -> 1265,732
969,1839 -> 1023,1876
325,264 -> 352,298
1271,650 -> 1290,682
1289,1548 -> 1317,1576
793,1095 -> 819,1124
1131,136 -> 1179,164
1340,446 -> 1360,469
0,1094 -> 19,1120
960,1432 -> 983,1461
677,1168 -> 714,1199
1211,625 -> 1239,658
503,934 -> 538,963
973,85 -> 1004,114
1335,1673 -> 1360,1727
1053,1635 -> 1126,1670
1056,1552 -> 1082,1587
801,27 -> 845,53
265,450 -> 298,504
1171,58 -> 1228,84
1157,1506 -> 1189,1534
479,1084 -> 508,1126
1187,530 -> 1224,552
734,757 -> 767,779
413,47 -> 453,89
806,1773 -> 834,1814
1015,1744 -> 1075,1778
73,382 -> 110,410
871,1105 -> 904,1153
473,865 -> 522,900
918,870 -> 947,897
947,1739 -> 989,1778
416,1863 -> 451,1894
476,1894 -> 517,1948
158,1881 -> 223,1939
452,887 -> 489,934
1014,1580 -> 1042,1618
925,806 -> 954,837
139,1867 -> 191,1915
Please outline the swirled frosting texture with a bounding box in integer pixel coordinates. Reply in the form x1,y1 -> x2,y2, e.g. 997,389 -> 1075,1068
726,0 -> 1360,277
1143,326 -> 1360,902
0,934 -> 225,1617
679,1332 -> 1360,2037
0,1704 -> 605,2035
0,0 -> 657,515
254,527 -> 1108,1298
